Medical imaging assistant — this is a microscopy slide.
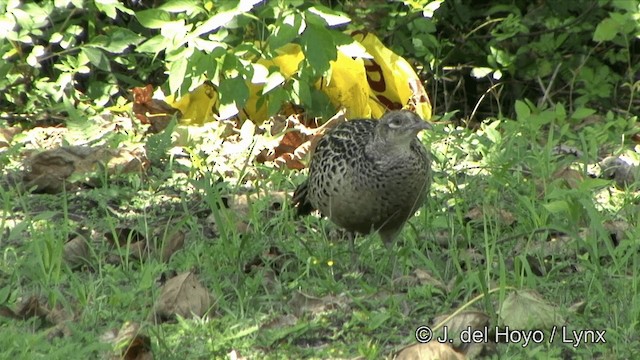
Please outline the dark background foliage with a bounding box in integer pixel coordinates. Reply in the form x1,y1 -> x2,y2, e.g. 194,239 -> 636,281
1,0 -> 638,124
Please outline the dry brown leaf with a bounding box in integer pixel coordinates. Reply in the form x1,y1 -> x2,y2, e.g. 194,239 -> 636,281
6,296 -> 72,338
132,84 -> 180,134
102,322 -> 154,360
15,296 -> 49,319
464,206 -> 515,226
108,147 -> 150,175
128,240 -> 149,260
151,272 -> 212,323
227,349 -> 248,360
22,145 -> 114,193
105,227 -> 146,247
216,191 -> 288,235
0,126 -> 21,148
552,166 -> 584,189
511,230 -> 578,261
413,269 -> 447,290
395,342 -> 465,360
289,291 -> 351,318
161,230 -> 186,263
63,234 -> 91,270
243,246 -> 285,274
432,310 -> 494,358
260,314 -> 298,330
256,109 -> 347,169
499,289 -> 565,330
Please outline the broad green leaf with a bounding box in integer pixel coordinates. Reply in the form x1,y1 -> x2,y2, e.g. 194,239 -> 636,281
593,18 -> 618,42
49,32 -> 63,44
514,100 -> 530,120
299,23 -> 335,76
81,47 -> 110,71
192,1 -> 258,38
266,87 -> 288,116
136,35 -> 168,53
250,63 -> 269,83
159,0 -> 202,14
169,58 -> 188,94
612,0 -> 638,12
306,5 -> 350,26
571,107 -> 596,120
543,200 -> 570,214
331,31 -> 371,58
263,71 -> 285,93
136,9 -> 171,29
554,103 -> 566,121
309,87 -> 333,118
269,13 -> 305,51
95,0 -> 134,19
88,29 -> 144,53
219,76 -> 249,119
471,67 -> 493,78
292,78 -> 311,106
26,45 -> 45,67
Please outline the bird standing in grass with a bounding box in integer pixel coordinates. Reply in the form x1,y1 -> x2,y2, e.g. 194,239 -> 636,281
293,110 -> 432,254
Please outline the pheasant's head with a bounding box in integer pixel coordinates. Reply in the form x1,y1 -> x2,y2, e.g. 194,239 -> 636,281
375,110 -> 431,146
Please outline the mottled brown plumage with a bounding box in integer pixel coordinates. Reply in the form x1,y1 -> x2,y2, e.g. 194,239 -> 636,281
293,110 -> 432,246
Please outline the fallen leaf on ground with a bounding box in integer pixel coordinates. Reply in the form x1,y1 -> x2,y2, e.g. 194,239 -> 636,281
464,206 -> 515,226
101,321 -> 153,360
161,230 -> 186,263
132,84 -> 180,133
288,291 -> 351,318
151,272 -> 212,323
255,109 -> 347,169
432,310 -> 494,357
499,289 -> 565,330
395,342 -> 465,360
63,234 -> 91,270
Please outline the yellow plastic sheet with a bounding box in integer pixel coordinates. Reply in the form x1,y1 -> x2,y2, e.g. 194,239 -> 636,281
170,32 -> 431,124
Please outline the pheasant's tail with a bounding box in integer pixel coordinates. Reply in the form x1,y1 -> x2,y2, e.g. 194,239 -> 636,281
292,179 -> 315,217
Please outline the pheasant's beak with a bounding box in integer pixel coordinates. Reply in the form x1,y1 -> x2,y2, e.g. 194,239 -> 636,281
413,121 -> 433,131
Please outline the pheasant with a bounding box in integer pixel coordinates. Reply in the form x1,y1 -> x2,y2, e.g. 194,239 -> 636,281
293,110 -> 432,249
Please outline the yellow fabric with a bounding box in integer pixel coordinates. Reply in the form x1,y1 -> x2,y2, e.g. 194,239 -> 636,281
169,32 -> 431,124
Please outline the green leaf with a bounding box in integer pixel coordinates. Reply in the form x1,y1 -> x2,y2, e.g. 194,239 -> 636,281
514,100 -> 530,120
136,35 -> 169,53
292,78 -> 311,106
136,9 -> 171,29
192,1 -> 261,38
159,0 -> 202,14
266,87 -> 288,116
219,76 -> 249,119
263,71 -> 285,94
299,23 -> 336,76
169,58 -> 188,95
471,67 -> 493,78
88,29 -> 144,53
95,0 -> 134,19
571,107 -> 596,120
306,5 -> 350,26
543,200 -> 570,214
593,18 -> 619,42
554,103 -> 566,121
309,87 -> 333,118
269,13 -> 305,51
81,47 -> 110,71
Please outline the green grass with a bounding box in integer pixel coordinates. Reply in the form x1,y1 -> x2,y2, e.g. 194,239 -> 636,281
1,106 -> 639,359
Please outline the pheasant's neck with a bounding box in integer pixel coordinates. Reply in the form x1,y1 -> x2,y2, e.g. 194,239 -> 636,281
366,138 -> 414,159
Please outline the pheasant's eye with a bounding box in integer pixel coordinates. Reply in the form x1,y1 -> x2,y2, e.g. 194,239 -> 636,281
389,119 -> 402,128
